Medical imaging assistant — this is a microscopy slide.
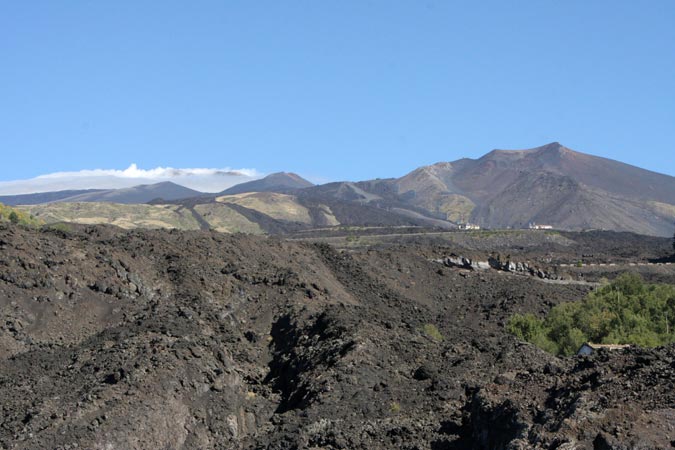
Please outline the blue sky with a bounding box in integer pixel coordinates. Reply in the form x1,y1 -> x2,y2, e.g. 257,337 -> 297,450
1,1 -> 674,189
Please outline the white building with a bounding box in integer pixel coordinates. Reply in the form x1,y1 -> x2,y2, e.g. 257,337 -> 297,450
577,342 -> 630,355
528,223 -> 553,230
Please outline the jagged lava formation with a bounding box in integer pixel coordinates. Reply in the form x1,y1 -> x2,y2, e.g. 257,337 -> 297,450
0,223 -> 674,449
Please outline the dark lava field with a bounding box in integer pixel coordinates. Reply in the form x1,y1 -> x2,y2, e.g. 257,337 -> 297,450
1,223 -> 674,449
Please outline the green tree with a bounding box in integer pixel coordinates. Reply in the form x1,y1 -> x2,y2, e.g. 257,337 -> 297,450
8,211 -> 19,224
507,313 -> 544,341
507,274 -> 675,356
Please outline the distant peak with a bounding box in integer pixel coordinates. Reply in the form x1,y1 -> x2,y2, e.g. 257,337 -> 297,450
133,181 -> 191,190
535,142 -> 581,158
263,172 -> 312,184
493,142 -> 564,153
266,171 -> 301,179
483,142 -> 575,157
539,142 -> 565,152
219,171 -> 313,195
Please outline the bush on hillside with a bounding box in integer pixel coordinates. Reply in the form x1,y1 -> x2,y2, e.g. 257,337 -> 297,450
0,203 -> 43,227
507,273 -> 675,356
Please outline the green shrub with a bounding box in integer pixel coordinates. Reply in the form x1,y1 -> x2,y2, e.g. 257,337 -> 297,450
507,273 -> 675,356
506,313 -> 542,341
506,313 -> 559,353
0,203 -> 43,227
421,323 -> 444,341
44,222 -> 73,233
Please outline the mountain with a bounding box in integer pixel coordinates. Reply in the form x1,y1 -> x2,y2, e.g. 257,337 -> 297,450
300,143 -> 675,236
221,172 -> 314,195
7,143 -> 675,236
58,181 -> 205,204
425,142 -> 675,205
24,191 -> 431,233
0,182 -> 204,205
0,189 -> 106,206
402,142 -> 675,235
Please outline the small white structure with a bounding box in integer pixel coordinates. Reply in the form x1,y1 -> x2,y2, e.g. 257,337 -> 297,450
458,223 -> 481,230
528,222 -> 553,230
577,342 -> 630,356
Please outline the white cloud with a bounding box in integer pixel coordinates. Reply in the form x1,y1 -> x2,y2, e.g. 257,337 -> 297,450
0,164 -> 263,195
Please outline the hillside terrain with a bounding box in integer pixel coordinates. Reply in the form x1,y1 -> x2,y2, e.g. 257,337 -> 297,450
0,189 -> 107,206
304,142 -> 675,236
22,195 -> 428,233
220,172 -> 314,195
0,223 -> 674,449
0,203 -> 42,227
23,202 -> 205,231
4,143 -> 675,236
0,182 -> 203,205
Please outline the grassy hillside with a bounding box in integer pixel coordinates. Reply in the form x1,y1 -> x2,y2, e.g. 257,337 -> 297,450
22,201 -> 269,234
216,192 -> 315,224
194,203 -> 264,234
0,203 -> 43,226
24,202 -> 200,230
434,194 -> 475,222
648,201 -> 675,220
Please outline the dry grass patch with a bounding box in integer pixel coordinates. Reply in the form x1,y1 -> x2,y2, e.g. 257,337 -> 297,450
24,203 -> 200,230
216,192 -> 312,224
194,203 -> 264,234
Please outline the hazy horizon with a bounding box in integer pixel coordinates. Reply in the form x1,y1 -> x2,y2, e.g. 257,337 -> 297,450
2,140 -> 675,196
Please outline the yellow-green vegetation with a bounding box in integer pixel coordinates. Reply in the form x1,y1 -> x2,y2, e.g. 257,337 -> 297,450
648,201 -> 675,219
507,273 -> 675,356
389,402 -> 401,413
436,194 -> 476,222
0,203 -> 43,227
194,204 -> 264,234
316,204 -> 340,226
408,193 -> 475,223
421,323 -> 444,341
24,202 -> 200,230
44,222 -> 74,233
216,192 -> 316,224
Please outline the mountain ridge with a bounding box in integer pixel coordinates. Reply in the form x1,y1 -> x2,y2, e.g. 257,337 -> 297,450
299,142 -> 675,236
220,172 -> 314,195
0,189 -> 107,206
0,182 -> 204,205
6,143 -> 675,236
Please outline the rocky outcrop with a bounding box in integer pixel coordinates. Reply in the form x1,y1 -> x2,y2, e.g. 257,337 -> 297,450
488,255 -> 563,280
436,254 -> 491,271
435,254 -> 563,280
470,346 -> 675,449
0,224 -> 672,449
